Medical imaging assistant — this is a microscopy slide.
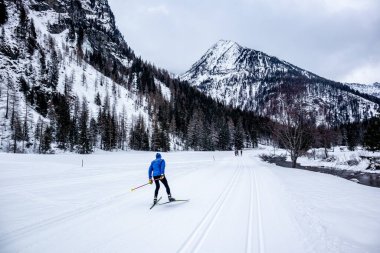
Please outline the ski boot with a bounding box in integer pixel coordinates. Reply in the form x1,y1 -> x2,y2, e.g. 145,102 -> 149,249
153,197 -> 158,204
168,195 -> 175,202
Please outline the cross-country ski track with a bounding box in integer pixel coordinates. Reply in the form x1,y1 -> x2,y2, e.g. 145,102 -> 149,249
0,150 -> 379,253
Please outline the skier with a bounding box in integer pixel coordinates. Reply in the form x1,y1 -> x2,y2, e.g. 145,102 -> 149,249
148,153 -> 175,204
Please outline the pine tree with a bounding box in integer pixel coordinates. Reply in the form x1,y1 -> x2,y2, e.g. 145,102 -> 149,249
0,0 -> 8,25
81,72 -> 87,89
19,76 -> 29,95
160,129 -> 170,152
22,99 -> 33,152
186,111 -> 203,150
217,120 -> 230,150
27,20 -> 37,55
69,98 -> 80,151
63,74 -> 72,97
53,94 -> 71,149
94,92 -> 101,106
346,124 -> 359,151
151,121 -> 161,151
228,118 -> 235,148
5,76 -> 13,119
89,117 -> 98,149
118,106 -> 127,150
40,126 -> 53,154
9,87 -> 22,153
17,4 -> 28,39
48,47 -> 59,89
364,115 -> 380,152
1,27 -> 5,45
78,98 -> 92,154
129,116 -> 150,151
210,122 -> 219,149
234,119 -> 244,150
34,117 -> 43,152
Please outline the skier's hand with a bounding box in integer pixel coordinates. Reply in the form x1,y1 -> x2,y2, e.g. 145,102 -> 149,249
149,179 -> 153,184
160,175 -> 164,180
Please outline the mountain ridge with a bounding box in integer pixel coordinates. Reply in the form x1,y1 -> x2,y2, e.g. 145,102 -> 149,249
181,39 -> 380,125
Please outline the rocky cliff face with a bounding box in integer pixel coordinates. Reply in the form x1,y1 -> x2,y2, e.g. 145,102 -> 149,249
181,40 -> 380,125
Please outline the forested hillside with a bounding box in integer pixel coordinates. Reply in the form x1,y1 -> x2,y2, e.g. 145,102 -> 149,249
0,0 -> 263,153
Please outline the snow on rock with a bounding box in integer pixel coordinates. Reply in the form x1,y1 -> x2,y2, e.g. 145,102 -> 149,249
154,78 -> 171,102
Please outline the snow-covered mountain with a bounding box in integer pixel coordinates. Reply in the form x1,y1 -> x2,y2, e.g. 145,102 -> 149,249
345,82 -> 380,99
0,0 -> 150,152
0,1 -> 260,153
181,40 -> 380,125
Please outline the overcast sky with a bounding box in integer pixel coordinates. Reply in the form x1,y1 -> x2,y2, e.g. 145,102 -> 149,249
108,0 -> 380,84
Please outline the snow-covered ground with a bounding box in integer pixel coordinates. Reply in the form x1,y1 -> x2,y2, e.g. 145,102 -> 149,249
299,147 -> 380,173
0,150 -> 380,253
263,145 -> 380,173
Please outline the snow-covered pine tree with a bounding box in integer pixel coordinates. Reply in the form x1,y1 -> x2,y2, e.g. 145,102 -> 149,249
78,98 -> 91,154
364,115 -> 380,152
234,119 -> 244,150
40,126 -> 52,154
129,115 -> 150,151
0,0 -> 7,25
217,120 -> 230,150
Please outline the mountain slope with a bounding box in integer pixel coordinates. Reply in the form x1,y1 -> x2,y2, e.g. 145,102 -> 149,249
0,0 -> 149,152
0,1 -> 261,153
181,40 -> 380,125
345,82 -> 380,99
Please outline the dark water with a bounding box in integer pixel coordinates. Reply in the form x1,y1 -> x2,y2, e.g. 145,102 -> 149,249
264,157 -> 380,188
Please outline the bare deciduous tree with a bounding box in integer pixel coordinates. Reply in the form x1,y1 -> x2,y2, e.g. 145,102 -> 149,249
270,98 -> 314,168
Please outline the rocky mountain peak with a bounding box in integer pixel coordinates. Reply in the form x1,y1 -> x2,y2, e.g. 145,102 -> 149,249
181,40 -> 380,125
182,39 -> 321,85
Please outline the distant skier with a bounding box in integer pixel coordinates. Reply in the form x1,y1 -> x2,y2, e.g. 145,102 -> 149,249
149,153 -> 175,204
240,150 -> 243,156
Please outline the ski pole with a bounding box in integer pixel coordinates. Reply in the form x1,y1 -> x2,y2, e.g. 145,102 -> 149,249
131,178 -> 159,192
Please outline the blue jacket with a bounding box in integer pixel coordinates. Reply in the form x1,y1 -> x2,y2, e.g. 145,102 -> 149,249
148,153 -> 165,179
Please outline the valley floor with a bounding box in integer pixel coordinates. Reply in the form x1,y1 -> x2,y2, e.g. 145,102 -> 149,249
0,150 -> 379,253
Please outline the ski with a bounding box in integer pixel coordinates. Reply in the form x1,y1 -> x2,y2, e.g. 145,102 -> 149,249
159,199 -> 190,205
150,196 -> 162,209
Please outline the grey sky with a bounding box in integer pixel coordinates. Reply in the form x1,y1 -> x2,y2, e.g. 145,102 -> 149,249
108,0 -> 380,84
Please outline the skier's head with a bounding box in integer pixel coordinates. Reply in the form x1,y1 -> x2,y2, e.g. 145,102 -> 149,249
156,153 -> 162,159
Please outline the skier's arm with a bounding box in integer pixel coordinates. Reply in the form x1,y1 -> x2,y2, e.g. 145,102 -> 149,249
160,159 -> 166,176
148,163 -> 153,179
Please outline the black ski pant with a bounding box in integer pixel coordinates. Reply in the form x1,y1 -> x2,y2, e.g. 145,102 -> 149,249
153,175 -> 171,198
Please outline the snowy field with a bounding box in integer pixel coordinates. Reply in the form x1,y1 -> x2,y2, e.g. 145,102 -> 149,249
0,150 -> 380,253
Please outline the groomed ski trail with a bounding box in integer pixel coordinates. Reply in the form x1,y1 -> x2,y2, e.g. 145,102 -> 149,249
246,158 -> 265,253
177,163 -> 242,252
1,151 -> 380,253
